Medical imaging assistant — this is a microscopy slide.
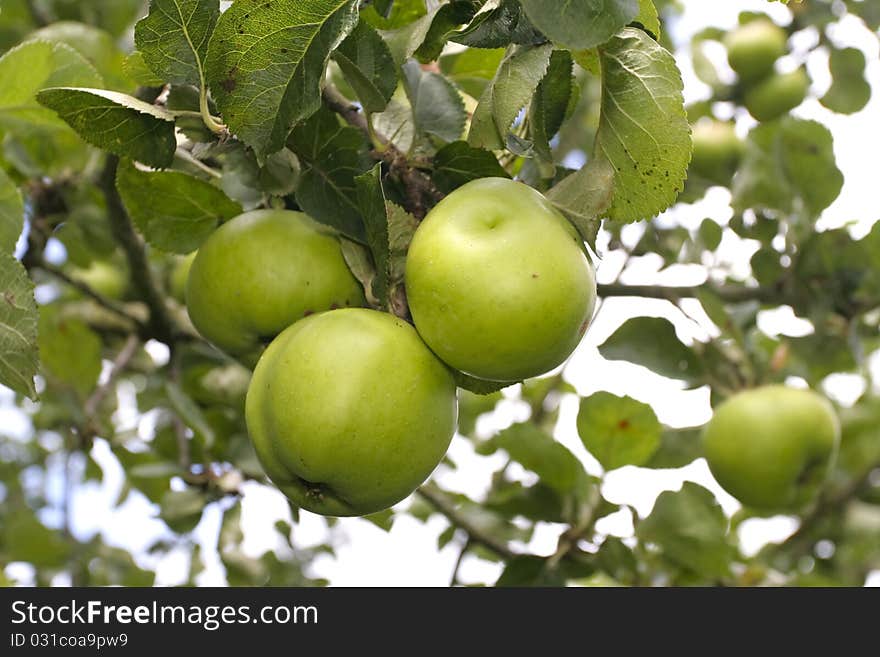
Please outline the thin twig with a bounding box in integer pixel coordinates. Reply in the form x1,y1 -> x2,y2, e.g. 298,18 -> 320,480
321,85 -> 443,219
38,261 -> 147,332
417,484 -> 518,560
597,282 -> 777,304
98,156 -> 176,343
450,537 -> 472,587
83,334 -> 141,419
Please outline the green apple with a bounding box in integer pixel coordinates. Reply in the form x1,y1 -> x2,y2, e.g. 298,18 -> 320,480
405,178 -> 597,382
744,69 -> 809,122
702,385 -> 840,510
186,209 -> 365,360
245,308 -> 457,517
724,19 -> 787,84
169,252 -> 196,303
690,120 -> 744,184
69,259 -> 128,299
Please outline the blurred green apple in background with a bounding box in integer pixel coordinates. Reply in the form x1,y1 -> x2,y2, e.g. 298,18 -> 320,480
703,385 -> 840,510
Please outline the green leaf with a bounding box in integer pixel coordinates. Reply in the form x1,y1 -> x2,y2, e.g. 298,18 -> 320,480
116,160 -> 242,254
412,0 -> 476,63
439,47 -> 506,98
352,164 -> 418,311
287,107 -> 371,242
577,392 -> 661,470
36,87 -> 177,168
636,482 -> 734,579
334,19 -> 398,113
38,305 -> 102,400
453,370 -> 517,395
402,59 -> 466,143
0,168 -> 24,253
635,0 -> 661,39
599,316 -> 704,382
28,21 -> 130,91
496,556 -> 567,586
135,0 -> 220,86
546,156 -> 615,246
205,0 -> 359,158
468,43 -> 553,151
159,488 -> 207,534
4,508 -> 71,568
821,47 -> 871,115
452,0 -> 544,49
0,40 -> 103,131
595,28 -> 690,223
122,51 -> 166,87
0,253 -> 38,399
363,508 -> 395,532
379,3 -> 441,66
494,422 -> 587,494
519,0 -> 638,50
165,381 -> 217,449
432,141 -> 509,193
732,118 -> 843,221
529,49 -> 574,170
645,426 -> 704,469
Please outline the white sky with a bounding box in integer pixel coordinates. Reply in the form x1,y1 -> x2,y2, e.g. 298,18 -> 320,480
3,0 -> 879,588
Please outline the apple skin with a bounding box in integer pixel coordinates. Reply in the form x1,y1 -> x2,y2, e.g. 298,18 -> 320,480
690,121 -> 744,184
724,19 -> 787,84
245,308 -> 457,517
70,260 -> 127,299
744,69 -> 809,122
169,252 -> 196,303
405,178 -> 597,382
702,385 -> 840,511
186,209 -> 365,361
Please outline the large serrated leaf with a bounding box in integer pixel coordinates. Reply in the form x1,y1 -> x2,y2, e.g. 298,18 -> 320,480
205,0 -> 359,159
135,0 -> 220,86
529,49 -> 573,170
0,253 -> 38,399
0,40 -> 103,131
401,59 -> 466,143
334,19 -> 398,114
595,28 -> 690,223
287,107 -> 371,242
519,0 -> 638,50
116,160 -> 242,254
36,87 -> 177,168
468,43 -> 553,151
0,169 -> 24,253
432,141 -> 509,193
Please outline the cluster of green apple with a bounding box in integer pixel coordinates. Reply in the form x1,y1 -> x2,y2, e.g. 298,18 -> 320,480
725,17 -> 810,122
183,178 -> 597,516
688,17 -> 810,195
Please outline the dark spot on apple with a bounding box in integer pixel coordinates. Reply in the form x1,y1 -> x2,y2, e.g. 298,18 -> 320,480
303,309 -> 314,317
531,273 -> 539,279
618,419 -> 631,430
